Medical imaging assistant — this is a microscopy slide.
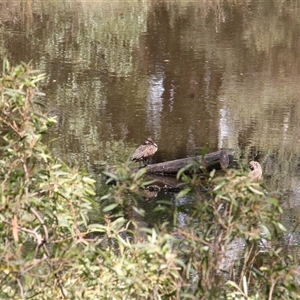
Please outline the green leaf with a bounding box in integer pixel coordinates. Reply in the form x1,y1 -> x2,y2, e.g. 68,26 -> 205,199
103,171 -> 118,182
133,167 -> 147,181
176,187 -> 191,199
209,169 -> 216,178
84,187 -> 96,196
82,176 -> 96,185
225,280 -> 242,291
88,224 -> 107,232
268,197 -> 279,206
260,224 -> 271,240
242,276 -> 248,296
176,163 -> 194,180
103,203 -> 119,212
132,206 -> 145,217
51,164 -> 62,169
276,222 -> 287,232
248,185 -> 264,195
117,234 -> 131,247
111,217 -> 126,228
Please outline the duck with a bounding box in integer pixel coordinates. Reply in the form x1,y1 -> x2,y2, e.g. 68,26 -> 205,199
248,161 -> 262,182
131,138 -> 158,166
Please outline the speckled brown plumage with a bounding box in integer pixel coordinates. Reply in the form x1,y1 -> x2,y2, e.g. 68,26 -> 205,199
249,161 -> 262,182
131,138 -> 158,165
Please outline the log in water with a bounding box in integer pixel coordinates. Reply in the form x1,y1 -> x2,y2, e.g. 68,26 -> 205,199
145,150 -> 229,175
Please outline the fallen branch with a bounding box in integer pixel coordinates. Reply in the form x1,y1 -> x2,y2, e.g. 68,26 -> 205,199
144,150 -> 229,175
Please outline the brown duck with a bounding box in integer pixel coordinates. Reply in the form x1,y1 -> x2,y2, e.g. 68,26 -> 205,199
248,161 -> 263,182
131,138 -> 158,166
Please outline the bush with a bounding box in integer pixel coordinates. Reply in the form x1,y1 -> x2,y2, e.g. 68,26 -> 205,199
0,60 -> 96,299
174,168 -> 300,299
0,60 -> 299,299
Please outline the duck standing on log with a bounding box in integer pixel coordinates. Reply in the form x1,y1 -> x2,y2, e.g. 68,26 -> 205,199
131,138 -> 158,166
248,161 -> 263,182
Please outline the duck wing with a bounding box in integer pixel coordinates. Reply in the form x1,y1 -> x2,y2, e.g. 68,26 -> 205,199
131,145 -> 148,161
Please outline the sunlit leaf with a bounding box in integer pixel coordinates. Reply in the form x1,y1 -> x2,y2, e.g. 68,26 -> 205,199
242,276 -> 248,296
84,187 -> 96,196
111,217 -> 127,229
260,224 -> 271,240
103,171 -> 118,181
82,176 -> 96,185
132,206 -> 145,217
176,187 -> 191,199
248,185 -> 264,195
88,224 -> 107,232
276,222 -> 287,232
103,203 -> 119,212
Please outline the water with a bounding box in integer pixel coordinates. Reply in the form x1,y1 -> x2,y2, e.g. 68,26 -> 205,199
1,0 -> 300,234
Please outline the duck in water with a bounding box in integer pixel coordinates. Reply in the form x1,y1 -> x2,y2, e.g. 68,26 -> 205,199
131,138 -> 158,166
248,161 -> 262,182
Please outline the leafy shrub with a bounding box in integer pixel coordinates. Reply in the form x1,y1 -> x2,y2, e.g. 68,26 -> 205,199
0,60 -> 96,299
173,167 -> 300,299
0,60 -> 299,299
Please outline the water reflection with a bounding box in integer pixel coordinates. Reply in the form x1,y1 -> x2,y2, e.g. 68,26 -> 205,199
218,107 -> 230,149
2,0 -> 300,239
147,72 -> 164,138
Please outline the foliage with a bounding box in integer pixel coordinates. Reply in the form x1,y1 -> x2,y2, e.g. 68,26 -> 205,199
176,167 -> 300,299
0,60 -> 96,299
1,60 -> 299,299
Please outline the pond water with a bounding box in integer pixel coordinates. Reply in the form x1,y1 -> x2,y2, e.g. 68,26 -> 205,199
1,0 -> 300,240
